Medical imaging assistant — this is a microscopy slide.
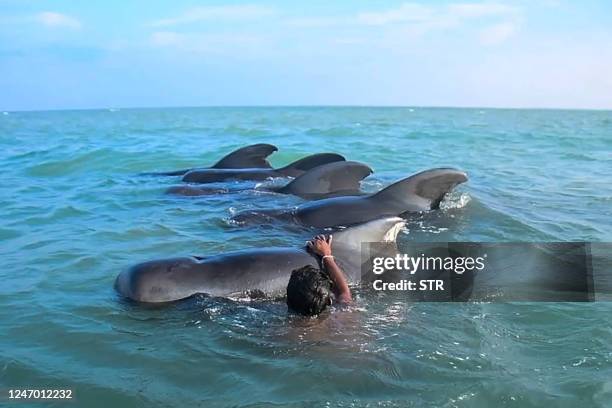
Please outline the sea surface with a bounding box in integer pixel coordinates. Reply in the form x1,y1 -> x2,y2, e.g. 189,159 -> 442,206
1,107 -> 611,407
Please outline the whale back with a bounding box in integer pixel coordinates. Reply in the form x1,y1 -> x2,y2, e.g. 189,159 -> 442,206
181,152 -> 346,183
145,143 -> 278,176
293,168 -> 467,228
278,153 -> 346,177
371,168 -> 468,213
182,168 -> 275,183
115,218 -> 406,303
277,161 -> 372,199
115,248 -> 317,303
211,143 -> 278,169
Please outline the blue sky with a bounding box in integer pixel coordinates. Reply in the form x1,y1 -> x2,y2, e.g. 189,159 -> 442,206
1,0 -> 611,111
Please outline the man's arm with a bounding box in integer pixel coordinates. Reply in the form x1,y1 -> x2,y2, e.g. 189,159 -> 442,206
323,256 -> 352,303
308,235 -> 352,303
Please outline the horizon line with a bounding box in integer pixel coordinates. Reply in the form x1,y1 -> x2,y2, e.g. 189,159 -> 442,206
3,104 -> 612,114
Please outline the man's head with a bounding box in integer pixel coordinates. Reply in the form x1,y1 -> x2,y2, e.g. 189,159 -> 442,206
286,265 -> 333,316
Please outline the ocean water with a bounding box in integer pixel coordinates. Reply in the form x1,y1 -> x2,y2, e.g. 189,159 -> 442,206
1,107 -> 611,407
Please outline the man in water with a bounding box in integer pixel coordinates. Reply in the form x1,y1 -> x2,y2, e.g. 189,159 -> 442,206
286,235 -> 352,316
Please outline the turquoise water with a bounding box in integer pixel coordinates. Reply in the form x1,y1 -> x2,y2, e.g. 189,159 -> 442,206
1,107 -> 611,407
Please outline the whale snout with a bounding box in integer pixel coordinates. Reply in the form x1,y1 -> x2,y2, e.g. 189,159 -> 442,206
115,263 -> 153,302
115,257 -> 199,303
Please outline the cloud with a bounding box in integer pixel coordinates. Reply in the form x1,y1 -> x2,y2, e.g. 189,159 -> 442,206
149,31 -> 266,54
447,3 -> 518,19
480,21 -> 517,45
150,5 -> 276,27
150,2 -> 523,55
35,12 -> 81,29
150,31 -> 183,47
285,2 -> 521,43
284,16 -> 349,28
356,3 -> 434,25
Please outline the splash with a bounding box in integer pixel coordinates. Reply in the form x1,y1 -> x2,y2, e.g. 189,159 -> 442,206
440,192 -> 471,210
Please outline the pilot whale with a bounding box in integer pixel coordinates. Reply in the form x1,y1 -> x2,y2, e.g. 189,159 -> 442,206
166,161 -> 373,200
181,152 -> 346,183
114,217 -> 405,303
231,168 -> 468,228
148,143 -> 280,176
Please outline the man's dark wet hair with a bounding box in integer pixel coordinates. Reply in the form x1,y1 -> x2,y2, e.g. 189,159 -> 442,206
286,265 -> 333,316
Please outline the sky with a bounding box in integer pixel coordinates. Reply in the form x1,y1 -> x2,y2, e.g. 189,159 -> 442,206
1,0 -> 611,111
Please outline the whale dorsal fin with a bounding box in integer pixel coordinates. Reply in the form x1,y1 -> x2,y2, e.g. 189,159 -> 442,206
278,153 -> 345,177
211,143 -> 278,169
277,161 -> 373,198
332,217 -> 406,251
330,217 -> 406,282
370,168 -> 468,213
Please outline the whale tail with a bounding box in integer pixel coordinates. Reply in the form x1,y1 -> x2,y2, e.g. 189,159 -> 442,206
278,153 -> 346,177
370,168 -> 468,213
277,161 -> 372,199
211,143 -> 278,169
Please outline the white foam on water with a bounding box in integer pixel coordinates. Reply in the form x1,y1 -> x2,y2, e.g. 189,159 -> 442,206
440,192 -> 471,210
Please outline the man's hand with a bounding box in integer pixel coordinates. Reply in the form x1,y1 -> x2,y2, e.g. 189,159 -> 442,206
308,234 -> 352,303
307,234 -> 333,257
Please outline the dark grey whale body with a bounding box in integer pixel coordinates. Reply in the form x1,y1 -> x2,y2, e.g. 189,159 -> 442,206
167,161 -> 373,200
268,160 -> 373,199
115,218 -> 405,303
181,153 -> 346,183
232,168 -> 469,228
117,249 -> 317,302
149,143 -> 279,176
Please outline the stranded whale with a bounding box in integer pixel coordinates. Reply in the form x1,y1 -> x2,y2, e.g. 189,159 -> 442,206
166,161 -> 374,200
181,153 -> 346,183
148,143 -> 279,176
231,168 -> 468,228
115,217 -> 405,303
